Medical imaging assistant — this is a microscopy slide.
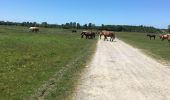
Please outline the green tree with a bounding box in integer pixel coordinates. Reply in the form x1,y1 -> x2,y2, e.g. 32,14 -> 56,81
83,24 -> 88,29
88,23 -> 92,29
76,23 -> 81,29
73,22 -> 77,29
70,22 -> 73,28
33,22 -> 37,27
41,22 -> 48,28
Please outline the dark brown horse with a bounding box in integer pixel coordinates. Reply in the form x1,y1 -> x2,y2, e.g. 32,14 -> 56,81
99,31 -> 115,41
72,30 -> 77,33
147,33 -> 156,40
81,31 -> 95,39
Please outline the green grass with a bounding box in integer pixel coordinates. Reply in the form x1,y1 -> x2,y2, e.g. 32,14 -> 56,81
0,25 -> 97,99
117,32 -> 170,64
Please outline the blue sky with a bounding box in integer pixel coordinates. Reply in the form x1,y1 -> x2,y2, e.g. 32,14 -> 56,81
0,0 -> 170,29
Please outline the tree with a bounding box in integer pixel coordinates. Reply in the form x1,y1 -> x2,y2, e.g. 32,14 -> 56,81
88,23 -> 92,29
62,23 -> 71,29
102,24 -> 104,28
41,22 -> 48,28
83,24 -> 88,29
91,24 -> 96,29
70,22 -> 73,28
73,22 -> 77,29
76,23 -> 81,29
33,22 -> 37,27
21,22 -> 27,26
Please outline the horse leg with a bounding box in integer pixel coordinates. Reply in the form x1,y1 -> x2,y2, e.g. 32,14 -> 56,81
90,35 -> 92,39
105,37 -> 107,41
88,35 -> 90,39
100,34 -> 102,39
81,35 -> 84,38
110,37 -> 112,41
104,36 -> 106,41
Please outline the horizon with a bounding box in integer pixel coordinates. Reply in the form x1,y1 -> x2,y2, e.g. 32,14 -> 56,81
0,0 -> 170,29
0,20 -> 166,29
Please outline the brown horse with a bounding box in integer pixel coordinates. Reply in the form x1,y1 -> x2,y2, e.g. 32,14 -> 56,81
159,34 -> 168,40
168,35 -> 170,47
99,31 -> 115,41
99,31 -> 104,39
160,34 -> 170,46
81,31 -> 95,39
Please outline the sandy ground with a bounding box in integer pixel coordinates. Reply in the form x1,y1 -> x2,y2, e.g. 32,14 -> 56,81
73,38 -> 170,100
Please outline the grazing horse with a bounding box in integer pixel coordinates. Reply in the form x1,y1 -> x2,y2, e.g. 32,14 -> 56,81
81,31 -> 95,39
159,34 -> 168,40
160,34 -> 170,47
72,30 -> 77,33
29,27 -> 39,32
147,34 -> 156,40
99,31 -> 115,41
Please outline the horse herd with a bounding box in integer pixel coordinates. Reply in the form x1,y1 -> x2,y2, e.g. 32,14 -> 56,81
146,33 -> 170,46
28,27 -> 170,46
81,31 -> 170,46
81,30 -> 116,41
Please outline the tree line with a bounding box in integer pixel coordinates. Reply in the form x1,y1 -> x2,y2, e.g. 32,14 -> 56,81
0,20 -> 165,33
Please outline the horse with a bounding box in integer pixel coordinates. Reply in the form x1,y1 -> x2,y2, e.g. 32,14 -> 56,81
98,31 -> 104,39
81,31 -> 95,39
168,35 -> 170,47
160,34 -> 170,47
146,34 -> 156,40
72,30 -> 77,33
159,34 -> 168,40
99,31 -> 115,41
29,27 -> 39,32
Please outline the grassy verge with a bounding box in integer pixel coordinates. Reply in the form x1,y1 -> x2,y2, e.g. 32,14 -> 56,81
44,38 -> 97,100
117,32 -> 170,65
0,25 -> 97,99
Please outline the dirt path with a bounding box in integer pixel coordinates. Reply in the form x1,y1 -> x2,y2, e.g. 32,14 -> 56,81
73,38 -> 170,100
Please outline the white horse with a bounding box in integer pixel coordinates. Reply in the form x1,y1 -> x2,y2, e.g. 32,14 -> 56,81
29,27 -> 39,32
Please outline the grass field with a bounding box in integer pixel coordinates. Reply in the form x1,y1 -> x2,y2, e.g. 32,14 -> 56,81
117,32 -> 170,64
0,25 -> 97,99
